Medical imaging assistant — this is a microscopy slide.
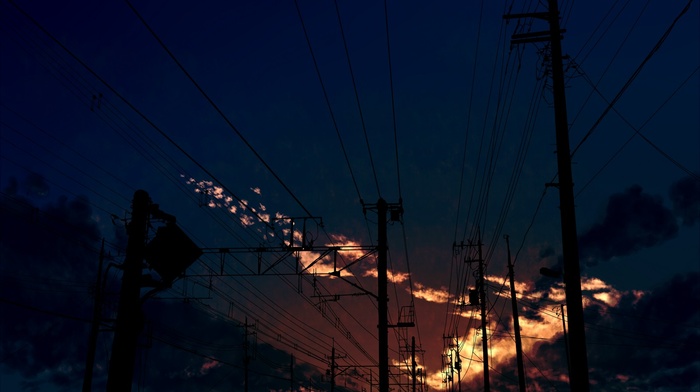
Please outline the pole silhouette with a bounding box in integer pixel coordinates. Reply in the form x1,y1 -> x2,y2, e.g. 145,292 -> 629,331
506,235 -> 526,392
546,0 -> 590,389
107,190 -> 150,391
504,1 -> 590,389
377,198 -> 389,392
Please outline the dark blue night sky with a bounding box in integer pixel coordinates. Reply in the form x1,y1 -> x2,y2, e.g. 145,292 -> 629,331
1,0 -> 698,391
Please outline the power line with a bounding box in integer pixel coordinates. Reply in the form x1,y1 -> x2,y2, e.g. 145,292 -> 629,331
293,0 -> 368,204
6,0 -> 285,241
123,0 -> 314,219
383,0 -> 402,199
333,0 -> 382,200
575,64 -> 700,195
570,0 -> 695,157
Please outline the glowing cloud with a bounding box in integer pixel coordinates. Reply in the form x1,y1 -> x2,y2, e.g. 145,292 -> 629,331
412,282 -> 450,304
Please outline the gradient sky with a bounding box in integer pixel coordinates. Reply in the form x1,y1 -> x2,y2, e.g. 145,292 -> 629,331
1,0 -> 698,391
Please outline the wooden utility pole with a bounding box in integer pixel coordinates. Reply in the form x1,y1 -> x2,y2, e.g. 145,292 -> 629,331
411,336 -> 417,392
504,0 -> 590,389
243,317 -> 256,392
107,190 -> 150,392
561,304 -> 572,384
377,198 -> 389,392
454,238 -> 489,391
477,238 -> 490,392
291,353 -> 295,392
366,197 -> 403,392
545,0 -> 590,388
505,235 -> 526,392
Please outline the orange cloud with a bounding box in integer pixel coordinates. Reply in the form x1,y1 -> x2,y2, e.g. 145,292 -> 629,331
412,282 -> 450,304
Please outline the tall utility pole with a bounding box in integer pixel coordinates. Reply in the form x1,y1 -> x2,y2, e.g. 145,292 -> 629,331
376,198 -> 389,392
107,190 -> 150,392
561,304 -> 572,383
243,317 -> 257,392
454,238 -> 489,391
504,0 -> 590,390
505,235 -> 526,392
477,238 -> 490,392
365,197 -> 403,392
291,353 -> 295,392
547,0 -> 590,388
411,336 -> 417,392
330,342 -> 337,392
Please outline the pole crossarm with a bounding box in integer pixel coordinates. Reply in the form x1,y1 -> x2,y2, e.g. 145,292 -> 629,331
199,245 -> 376,276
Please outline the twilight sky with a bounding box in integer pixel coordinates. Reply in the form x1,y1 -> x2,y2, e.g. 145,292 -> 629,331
1,0 -> 698,391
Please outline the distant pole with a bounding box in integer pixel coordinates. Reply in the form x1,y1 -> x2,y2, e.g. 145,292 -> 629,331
377,198 -> 389,392
83,239 -> 105,392
411,336 -> 417,392
477,237 -> 490,392
456,344 -> 462,392
505,235 -> 527,392
291,353 -> 295,392
547,0 -> 590,389
107,190 -> 150,392
331,342 -> 336,392
244,317 -> 250,392
450,349 -> 455,391
561,304 -> 572,388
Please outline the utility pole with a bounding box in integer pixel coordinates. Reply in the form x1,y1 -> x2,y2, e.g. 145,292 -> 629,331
455,346 -> 462,392
546,0 -> 590,386
504,1 -> 590,390
243,317 -> 256,392
454,237 -> 489,391
477,238 -> 490,392
505,235 -> 526,392
365,198 -> 402,392
411,336 -> 417,392
561,304 -> 572,386
107,190 -> 150,392
329,341 -> 341,392
244,318 -> 249,392
377,198 -> 389,392
291,353 -> 295,392
83,239 -> 105,392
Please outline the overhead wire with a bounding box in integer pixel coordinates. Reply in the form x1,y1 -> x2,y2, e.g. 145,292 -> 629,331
290,2 -> 387,337
575,64 -> 700,185
571,0 -> 631,68
2,15 -> 266,251
567,0 -> 652,136
5,3 -> 380,380
570,0 -> 695,157
7,0 -> 281,241
333,0 -> 382,200
123,0 -> 316,220
447,0 -> 486,349
383,0 -> 402,200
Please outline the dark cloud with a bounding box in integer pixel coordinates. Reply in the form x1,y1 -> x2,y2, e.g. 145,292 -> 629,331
669,175 -> 700,226
586,271 -> 699,390
136,300 -> 341,392
1,176 -> 337,391
3,172 -> 49,198
578,185 -> 678,266
522,272 -> 699,391
23,172 -> 50,197
0,179 -> 103,390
